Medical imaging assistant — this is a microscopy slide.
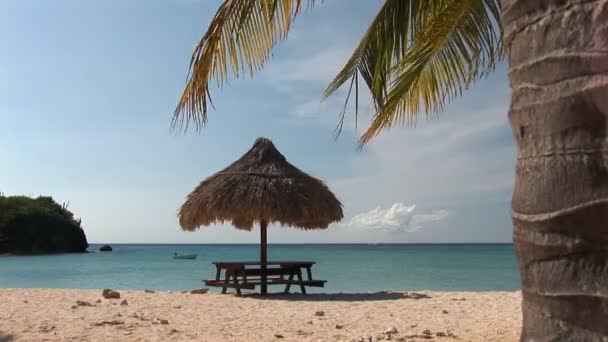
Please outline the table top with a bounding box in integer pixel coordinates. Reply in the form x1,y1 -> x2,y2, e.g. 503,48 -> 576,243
212,261 -> 315,266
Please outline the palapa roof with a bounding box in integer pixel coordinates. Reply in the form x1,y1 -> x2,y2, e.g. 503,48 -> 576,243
178,137 -> 343,231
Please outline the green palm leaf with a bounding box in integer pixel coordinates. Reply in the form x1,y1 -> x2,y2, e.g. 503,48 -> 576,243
173,0 -> 317,130
325,0 -> 502,145
360,0 -> 502,144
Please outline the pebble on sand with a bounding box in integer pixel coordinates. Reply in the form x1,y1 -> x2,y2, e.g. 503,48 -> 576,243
384,327 -> 398,335
442,309 -> 448,314
144,289 -> 155,293
190,288 -> 209,294
76,300 -> 94,307
93,320 -> 124,326
120,300 -> 128,306
274,334 -> 284,338
102,289 -> 120,299
314,310 -> 325,317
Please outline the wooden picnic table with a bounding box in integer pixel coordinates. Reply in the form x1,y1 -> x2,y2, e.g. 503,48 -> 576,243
204,261 -> 326,296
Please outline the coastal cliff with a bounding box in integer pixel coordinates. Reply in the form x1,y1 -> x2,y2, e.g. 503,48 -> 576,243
0,195 -> 88,254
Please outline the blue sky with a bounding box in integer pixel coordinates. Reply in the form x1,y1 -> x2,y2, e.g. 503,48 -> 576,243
0,0 -> 515,243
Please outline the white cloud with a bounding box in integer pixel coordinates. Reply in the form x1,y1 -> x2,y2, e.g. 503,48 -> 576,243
348,203 -> 449,233
263,47 -> 351,86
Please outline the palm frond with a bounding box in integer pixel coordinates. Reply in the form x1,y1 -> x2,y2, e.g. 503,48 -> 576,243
324,0 -> 502,145
173,0 -> 317,130
361,0 -> 502,144
324,0 -> 449,133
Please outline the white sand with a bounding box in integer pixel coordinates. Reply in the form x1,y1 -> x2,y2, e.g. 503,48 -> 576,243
0,289 -> 521,341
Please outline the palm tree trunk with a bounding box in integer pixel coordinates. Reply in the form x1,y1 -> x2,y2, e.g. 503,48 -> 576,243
502,0 -> 608,340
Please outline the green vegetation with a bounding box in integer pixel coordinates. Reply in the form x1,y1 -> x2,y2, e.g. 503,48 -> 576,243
0,195 -> 88,254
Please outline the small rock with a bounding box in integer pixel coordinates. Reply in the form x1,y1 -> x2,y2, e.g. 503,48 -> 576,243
385,326 -> 398,335
410,324 -> 418,328
190,288 -> 209,294
173,305 -> 182,309
442,309 -> 448,314
93,320 -> 124,326
116,313 -> 123,317
422,329 -> 432,335
102,289 -> 120,299
314,310 -> 325,317
335,324 -> 344,329
144,289 -> 155,293
274,334 -> 284,338
76,300 -> 94,307
120,300 -> 128,306
95,299 -> 102,303
436,331 -> 446,337
306,321 -> 313,324
169,328 -> 179,334
23,300 -> 28,303
70,305 -> 77,309
159,319 -> 169,325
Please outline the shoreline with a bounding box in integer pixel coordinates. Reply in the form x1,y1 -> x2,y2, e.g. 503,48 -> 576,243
0,288 -> 521,341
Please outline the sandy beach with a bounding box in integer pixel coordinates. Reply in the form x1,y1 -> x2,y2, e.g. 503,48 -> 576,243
0,289 -> 521,342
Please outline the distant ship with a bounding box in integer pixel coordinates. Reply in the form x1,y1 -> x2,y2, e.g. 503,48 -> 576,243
99,244 -> 112,252
173,253 -> 197,260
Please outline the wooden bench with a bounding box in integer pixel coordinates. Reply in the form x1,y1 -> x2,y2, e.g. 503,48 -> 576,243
204,261 -> 326,296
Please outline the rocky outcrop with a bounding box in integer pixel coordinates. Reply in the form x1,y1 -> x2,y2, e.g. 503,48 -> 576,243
0,195 -> 88,254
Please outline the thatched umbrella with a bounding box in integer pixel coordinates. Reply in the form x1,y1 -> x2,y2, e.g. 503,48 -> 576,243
178,137 -> 343,294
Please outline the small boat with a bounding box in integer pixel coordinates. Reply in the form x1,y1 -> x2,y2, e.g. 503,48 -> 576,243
173,253 -> 197,260
99,244 -> 113,252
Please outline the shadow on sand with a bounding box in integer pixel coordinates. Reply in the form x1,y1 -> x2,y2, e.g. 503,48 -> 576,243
245,291 -> 431,302
0,332 -> 14,342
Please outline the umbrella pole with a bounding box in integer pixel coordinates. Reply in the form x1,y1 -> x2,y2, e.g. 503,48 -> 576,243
260,219 -> 268,295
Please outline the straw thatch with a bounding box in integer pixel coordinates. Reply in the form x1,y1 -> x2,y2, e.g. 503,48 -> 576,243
178,137 -> 343,231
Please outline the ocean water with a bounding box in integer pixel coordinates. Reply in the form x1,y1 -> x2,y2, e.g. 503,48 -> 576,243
0,244 -> 520,293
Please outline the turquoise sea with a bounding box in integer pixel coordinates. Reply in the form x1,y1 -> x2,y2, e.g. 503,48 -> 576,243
0,244 -> 520,293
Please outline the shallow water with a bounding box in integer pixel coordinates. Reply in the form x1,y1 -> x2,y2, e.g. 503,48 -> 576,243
0,244 -> 520,292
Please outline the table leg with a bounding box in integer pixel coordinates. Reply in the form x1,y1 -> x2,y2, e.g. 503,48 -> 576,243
215,267 -> 221,281
306,266 -> 312,280
222,269 -> 230,294
297,270 -> 306,294
284,272 -> 295,294
232,272 -> 241,296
